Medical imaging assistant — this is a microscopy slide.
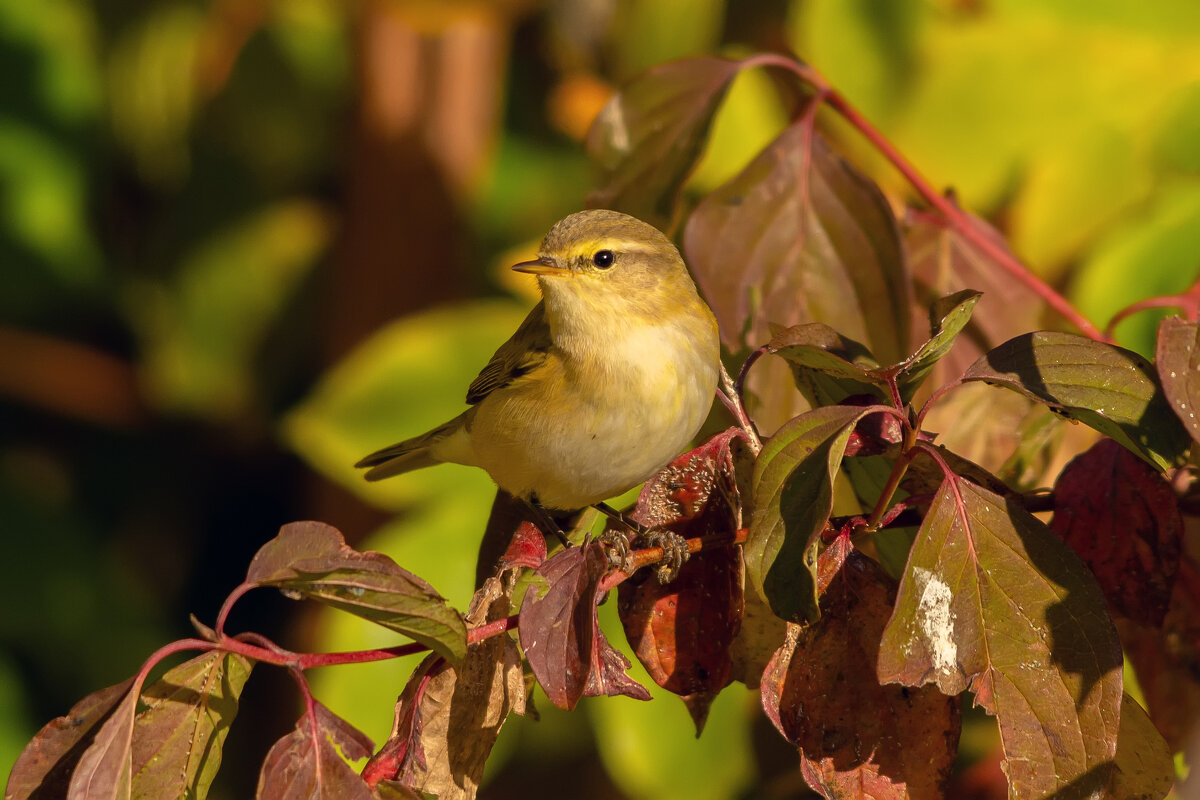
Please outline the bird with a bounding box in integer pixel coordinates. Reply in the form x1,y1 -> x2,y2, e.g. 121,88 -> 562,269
356,209 -> 721,522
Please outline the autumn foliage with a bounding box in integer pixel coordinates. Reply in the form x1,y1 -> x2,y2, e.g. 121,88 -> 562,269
9,53 -> 1199,800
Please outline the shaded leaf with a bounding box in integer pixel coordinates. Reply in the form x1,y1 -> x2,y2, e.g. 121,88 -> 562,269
768,323 -> 887,405
66,688 -> 138,800
362,656 -> 442,788
257,703 -> 375,800
896,289 -> 982,401
685,118 -> 911,364
586,57 -> 744,231
878,477 -> 1123,797
747,405 -> 871,623
131,651 -> 253,799
1110,694 -> 1174,800
248,521 -> 467,664
1156,315 -> 1200,445
763,547 -> 960,799
6,679 -> 134,800
1117,564 -> 1200,750
519,543 -> 649,709
963,331 -> 1189,471
1051,438 -> 1181,626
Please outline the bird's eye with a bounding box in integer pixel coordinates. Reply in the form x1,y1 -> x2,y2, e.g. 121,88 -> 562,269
592,249 -> 615,269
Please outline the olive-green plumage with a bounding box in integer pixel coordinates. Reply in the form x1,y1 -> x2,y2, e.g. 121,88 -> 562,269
356,209 -> 721,510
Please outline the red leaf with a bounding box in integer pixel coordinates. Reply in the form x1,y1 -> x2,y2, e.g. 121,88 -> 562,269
684,118 -> 911,363
617,546 -> 741,733
878,477 -> 1123,797
247,521 -> 467,664
1156,315 -> 1200,445
632,428 -> 747,530
519,543 -> 648,709
256,702 -> 375,800
1051,438 -> 1182,626
6,679 -> 134,800
497,521 -> 546,571
762,550 -> 960,799
67,687 -> 138,800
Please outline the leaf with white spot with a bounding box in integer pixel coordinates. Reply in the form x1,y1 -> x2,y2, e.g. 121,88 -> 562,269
878,475 -> 1123,798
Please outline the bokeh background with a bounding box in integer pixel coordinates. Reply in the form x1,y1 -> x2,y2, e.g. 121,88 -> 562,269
3,1 -> 1199,797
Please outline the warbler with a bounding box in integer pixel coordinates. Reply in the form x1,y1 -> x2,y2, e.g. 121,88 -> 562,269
356,209 -> 721,513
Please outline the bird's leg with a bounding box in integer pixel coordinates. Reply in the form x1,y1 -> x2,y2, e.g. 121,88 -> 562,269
642,529 -> 690,584
524,497 -> 572,548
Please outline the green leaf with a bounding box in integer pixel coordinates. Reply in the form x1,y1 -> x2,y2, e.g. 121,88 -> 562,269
878,477 -> 1123,798
1111,693 -> 1174,799
586,56 -> 744,231
746,405 -> 870,623
131,652 -> 253,800
684,119 -> 911,363
767,323 -> 886,405
249,521 -> 467,665
963,331 -> 1189,471
1155,315 -> 1200,446
895,290 -> 982,401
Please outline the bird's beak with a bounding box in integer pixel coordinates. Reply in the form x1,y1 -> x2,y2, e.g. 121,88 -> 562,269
512,256 -> 569,276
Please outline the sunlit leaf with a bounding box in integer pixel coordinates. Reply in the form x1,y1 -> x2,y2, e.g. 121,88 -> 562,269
747,405 -> 870,624
896,289 -> 982,401
248,521 -> 467,665
963,331 -> 1189,471
6,679 -> 133,800
1051,439 -> 1181,626
1156,315 -> 1200,446
586,56 -> 744,231
256,703 -> 375,800
878,477 -> 1123,797
685,119 -> 911,362
762,547 -> 960,798
129,652 -> 252,799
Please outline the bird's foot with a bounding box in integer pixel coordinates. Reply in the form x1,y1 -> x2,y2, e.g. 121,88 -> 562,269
598,527 -> 637,573
642,529 -> 690,584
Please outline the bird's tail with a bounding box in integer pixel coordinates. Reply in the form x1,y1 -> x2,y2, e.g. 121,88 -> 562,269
355,415 -> 464,481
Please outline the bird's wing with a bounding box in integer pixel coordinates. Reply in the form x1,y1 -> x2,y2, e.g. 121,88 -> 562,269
466,300 -> 552,404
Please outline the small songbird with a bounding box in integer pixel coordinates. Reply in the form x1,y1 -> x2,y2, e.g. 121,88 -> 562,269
356,209 -> 721,515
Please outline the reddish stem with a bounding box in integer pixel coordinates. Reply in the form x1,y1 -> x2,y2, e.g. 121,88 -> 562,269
598,526 -> 748,593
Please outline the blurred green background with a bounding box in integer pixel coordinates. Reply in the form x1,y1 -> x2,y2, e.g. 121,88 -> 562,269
3,0 -> 1198,797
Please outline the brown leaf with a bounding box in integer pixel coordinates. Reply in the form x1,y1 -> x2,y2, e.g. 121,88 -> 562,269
684,118 -> 911,363
6,679 -> 134,800
586,57 -> 744,232
1118,563 -> 1200,750
518,543 -> 648,709
247,521 -> 467,664
1051,438 -> 1182,626
1110,694 -> 1175,800
131,651 -> 253,799
385,576 -> 526,799
256,703 -> 375,800
1156,315 -> 1200,445
878,477 -> 1123,797
903,207 -> 1045,385
761,550 -> 960,799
